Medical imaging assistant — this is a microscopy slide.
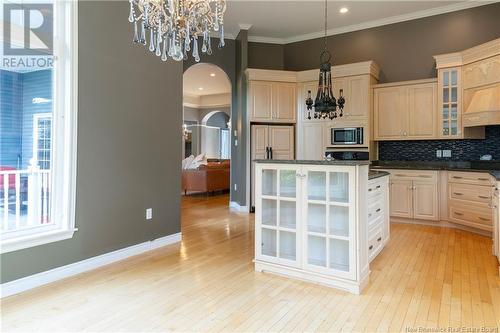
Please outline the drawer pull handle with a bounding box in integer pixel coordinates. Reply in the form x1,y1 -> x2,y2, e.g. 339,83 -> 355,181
478,217 -> 491,222
377,237 -> 382,242
454,212 -> 464,216
418,175 -> 432,178
478,178 -> 489,181
376,185 -> 381,189
369,245 -> 373,250
395,174 -> 408,177
478,195 -> 490,199
368,188 -> 373,192
453,176 -> 463,179
453,192 -> 463,196
376,208 -> 381,212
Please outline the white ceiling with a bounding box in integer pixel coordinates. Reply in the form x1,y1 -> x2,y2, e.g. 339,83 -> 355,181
221,1 -> 496,44
183,63 -> 231,96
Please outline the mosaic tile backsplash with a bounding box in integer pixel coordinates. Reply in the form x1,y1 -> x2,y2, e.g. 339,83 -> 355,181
378,125 -> 500,161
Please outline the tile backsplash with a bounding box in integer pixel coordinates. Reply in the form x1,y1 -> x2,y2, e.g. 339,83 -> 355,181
378,125 -> 500,161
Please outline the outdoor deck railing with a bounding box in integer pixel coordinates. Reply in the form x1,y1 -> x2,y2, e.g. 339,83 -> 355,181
0,167 -> 51,232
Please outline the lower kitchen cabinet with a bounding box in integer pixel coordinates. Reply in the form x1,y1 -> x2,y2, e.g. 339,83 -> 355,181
367,176 -> 390,262
254,161 -> 371,294
385,171 -> 439,221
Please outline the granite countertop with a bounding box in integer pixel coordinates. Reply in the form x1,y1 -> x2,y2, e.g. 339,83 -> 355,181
253,159 -> 370,166
371,160 -> 500,180
368,170 -> 390,180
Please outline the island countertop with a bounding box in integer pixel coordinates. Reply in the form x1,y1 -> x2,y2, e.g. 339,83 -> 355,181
253,159 -> 370,166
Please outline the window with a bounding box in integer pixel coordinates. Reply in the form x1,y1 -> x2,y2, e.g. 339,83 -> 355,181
0,1 -> 78,253
33,113 -> 52,170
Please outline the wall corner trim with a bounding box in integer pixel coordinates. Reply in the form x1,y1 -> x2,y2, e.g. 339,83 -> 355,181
0,232 -> 182,298
229,201 -> 249,213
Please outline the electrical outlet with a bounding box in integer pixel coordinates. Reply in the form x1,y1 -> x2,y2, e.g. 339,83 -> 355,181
235,139 -> 238,146
436,150 -> 442,158
443,150 -> 452,158
146,208 -> 153,220
234,184 -> 237,191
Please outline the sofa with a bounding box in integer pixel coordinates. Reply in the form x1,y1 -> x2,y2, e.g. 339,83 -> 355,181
182,160 -> 230,194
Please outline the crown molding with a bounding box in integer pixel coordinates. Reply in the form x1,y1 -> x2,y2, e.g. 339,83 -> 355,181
433,52 -> 463,69
238,23 -> 253,31
296,61 -> 380,82
462,37 -> 500,65
246,68 -> 298,82
244,1 -> 497,45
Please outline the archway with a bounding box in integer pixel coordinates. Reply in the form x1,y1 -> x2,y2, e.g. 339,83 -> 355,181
181,63 -> 232,200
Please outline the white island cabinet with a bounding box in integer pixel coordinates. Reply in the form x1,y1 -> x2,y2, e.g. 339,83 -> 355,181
254,160 -> 371,294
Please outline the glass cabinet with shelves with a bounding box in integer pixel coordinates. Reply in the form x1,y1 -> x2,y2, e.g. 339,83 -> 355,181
254,161 -> 367,293
438,67 -> 461,138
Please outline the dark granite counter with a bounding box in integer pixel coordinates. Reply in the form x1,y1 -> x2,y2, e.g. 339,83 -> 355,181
254,159 -> 370,166
371,161 -> 500,180
368,170 -> 390,180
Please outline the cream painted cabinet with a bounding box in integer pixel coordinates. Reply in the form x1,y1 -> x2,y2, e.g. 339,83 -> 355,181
269,126 -> 295,160
249,81 -> 273,121
438,67 -> 461,138
374,80 -> 438,141
374,86 -> 407,140
408,83 -> 438,139
389,179 -> 413,218
412,181 -> 439,221
248,81 -> 296,123
299,122 -> 324,160
273,83 -> 296,122
382,170 -> 439,221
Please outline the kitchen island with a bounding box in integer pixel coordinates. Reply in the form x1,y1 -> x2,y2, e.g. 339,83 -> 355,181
254,160 -> 389,294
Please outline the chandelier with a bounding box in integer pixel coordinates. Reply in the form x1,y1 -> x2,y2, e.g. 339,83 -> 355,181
128,0 -> 226,62
305,0 -> 345,120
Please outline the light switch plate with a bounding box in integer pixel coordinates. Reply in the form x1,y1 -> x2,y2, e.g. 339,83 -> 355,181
146,208 -> 153,220
436,150 -> 442,158
443,150 -> 452,158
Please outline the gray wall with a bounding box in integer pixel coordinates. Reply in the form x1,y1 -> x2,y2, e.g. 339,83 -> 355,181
248,42 -> 284,70
284,3 -> 500,83
1,1 -> 183,283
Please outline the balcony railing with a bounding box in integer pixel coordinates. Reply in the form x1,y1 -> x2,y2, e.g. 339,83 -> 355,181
0,167 -> 51,233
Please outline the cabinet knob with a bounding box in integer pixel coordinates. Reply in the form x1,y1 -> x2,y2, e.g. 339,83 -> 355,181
369,245 -> 373,250
377,237 -> 382,242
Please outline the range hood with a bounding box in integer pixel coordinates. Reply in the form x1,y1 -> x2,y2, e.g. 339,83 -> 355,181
463,83 -> 500,127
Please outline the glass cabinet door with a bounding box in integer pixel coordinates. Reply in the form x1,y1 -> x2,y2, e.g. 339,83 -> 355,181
257,166 -> 300,266
440,68 -> 460,138
304,167 -> 355,279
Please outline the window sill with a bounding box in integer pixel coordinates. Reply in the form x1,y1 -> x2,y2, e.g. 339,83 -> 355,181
1,228 -> 77,254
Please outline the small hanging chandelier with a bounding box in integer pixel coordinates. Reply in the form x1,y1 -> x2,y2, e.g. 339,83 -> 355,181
305,0 -> 345,120
128,0 -> 226,62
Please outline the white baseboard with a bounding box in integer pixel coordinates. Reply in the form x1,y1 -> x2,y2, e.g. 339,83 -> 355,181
229,201 -> 249,213
0,232 -> 182,298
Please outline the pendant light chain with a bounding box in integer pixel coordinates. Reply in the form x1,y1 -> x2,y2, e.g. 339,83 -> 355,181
304,0 -> 346,121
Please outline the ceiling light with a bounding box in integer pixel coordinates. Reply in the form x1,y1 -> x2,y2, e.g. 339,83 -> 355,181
210,73 -> 216,77
339,7 -> 349,14
198,87 -> 204,91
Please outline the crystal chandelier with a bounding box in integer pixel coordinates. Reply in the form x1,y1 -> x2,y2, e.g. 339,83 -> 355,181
128,0 -> 227,62
305,0 -> 345,120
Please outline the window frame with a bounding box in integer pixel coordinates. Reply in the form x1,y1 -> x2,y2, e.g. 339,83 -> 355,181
1,0 -> 78,253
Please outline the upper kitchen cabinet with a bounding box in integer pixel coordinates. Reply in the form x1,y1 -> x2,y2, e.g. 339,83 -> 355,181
374,79 -> 437,141
298,62 -> 379,124
247,69 -> 297,123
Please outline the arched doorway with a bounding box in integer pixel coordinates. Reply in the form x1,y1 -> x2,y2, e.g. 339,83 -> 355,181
181,63 -> 232,200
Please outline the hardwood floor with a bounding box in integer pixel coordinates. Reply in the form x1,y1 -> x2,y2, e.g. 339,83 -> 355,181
2,194 -> 500,332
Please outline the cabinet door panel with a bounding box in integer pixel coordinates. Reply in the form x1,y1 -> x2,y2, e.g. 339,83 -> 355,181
389,179 -> 413,218
273,82 -> 296,122
408,83 -> 437,139
300,123 -> 324,160
249,81 -> 273,121
345,76 -> 369,119
374,87 -> 407,140
413,181 -> 439,221
269,126 -> 294,160
251,125 -> 269,206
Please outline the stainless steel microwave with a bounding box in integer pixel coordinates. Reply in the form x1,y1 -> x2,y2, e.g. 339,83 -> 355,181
331,127 -> 364,145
